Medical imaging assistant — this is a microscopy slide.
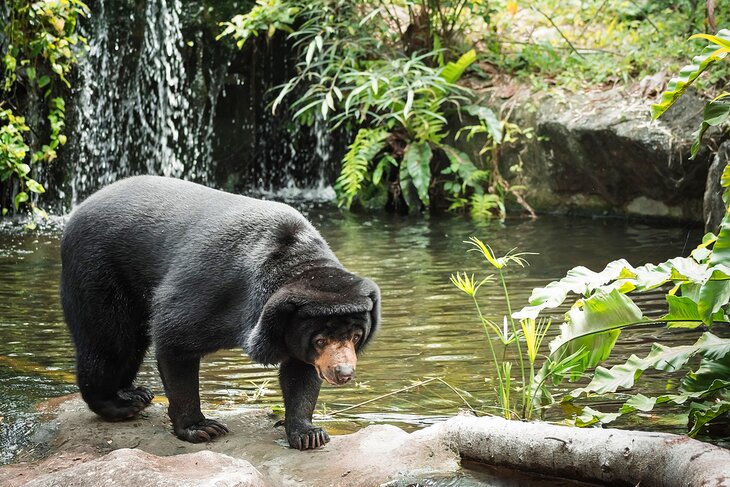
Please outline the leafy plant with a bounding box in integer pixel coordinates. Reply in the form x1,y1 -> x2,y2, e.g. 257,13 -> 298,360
513,231 -> 730,435
485,1 -> 723,92
1,0 -> 89,218
219,0 -> 530,216
451,237 -> 583,419
651,30 -> 730,158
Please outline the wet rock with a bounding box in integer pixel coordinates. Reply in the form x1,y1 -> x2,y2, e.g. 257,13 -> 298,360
704,140 -> 730,233
24,448 -> 269,487
492,87 -> 714,220
0,395 -> 459,487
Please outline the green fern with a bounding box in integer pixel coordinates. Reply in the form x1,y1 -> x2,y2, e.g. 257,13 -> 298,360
335,128 -> 389,208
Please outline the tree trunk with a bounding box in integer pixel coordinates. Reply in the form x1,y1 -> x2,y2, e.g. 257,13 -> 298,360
419,415 -> 730,486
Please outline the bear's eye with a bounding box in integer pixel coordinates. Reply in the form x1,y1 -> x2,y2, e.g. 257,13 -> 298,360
314,338 -> 327,348
352,333 -> 362,344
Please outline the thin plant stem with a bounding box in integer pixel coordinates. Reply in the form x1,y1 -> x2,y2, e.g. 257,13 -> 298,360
533,6 -> 585,59
472,296 -> 506,408
433,377 -> 479,415
329,377 -> 440,416
499,269 -> 527,417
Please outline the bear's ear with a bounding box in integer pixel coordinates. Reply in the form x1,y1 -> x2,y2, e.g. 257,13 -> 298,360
359,279 -> 381,351
245,288 -> 297,366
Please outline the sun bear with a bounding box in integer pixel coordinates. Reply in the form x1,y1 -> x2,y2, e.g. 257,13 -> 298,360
60,175 -> 380,450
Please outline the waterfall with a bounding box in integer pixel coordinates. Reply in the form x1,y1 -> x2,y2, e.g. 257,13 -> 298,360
70,0 -> 222,205
67,0 -> 337,208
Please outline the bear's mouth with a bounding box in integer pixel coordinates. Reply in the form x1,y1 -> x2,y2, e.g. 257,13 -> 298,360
315,366 -> 352,386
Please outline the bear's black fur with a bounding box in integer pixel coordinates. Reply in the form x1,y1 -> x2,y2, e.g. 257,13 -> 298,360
60,175 -> 380,449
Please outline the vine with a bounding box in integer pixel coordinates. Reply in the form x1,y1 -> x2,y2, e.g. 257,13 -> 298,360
1,0 -> 89,219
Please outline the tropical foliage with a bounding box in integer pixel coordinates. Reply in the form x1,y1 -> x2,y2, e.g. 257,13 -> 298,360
219,0 -> 521,217
1,0 -> 89,219
651,29 -> 730,158
501,30 -> 730,435
451,238 -> 575,419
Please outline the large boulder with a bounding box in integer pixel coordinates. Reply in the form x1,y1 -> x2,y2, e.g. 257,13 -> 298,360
493,87 -> 715,220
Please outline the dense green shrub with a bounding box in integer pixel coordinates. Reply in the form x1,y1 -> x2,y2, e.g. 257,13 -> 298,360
1,0 -> 88,220
220,0 -> 526,217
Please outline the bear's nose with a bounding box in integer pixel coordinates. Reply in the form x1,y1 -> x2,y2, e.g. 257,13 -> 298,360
334,365 -> 354,384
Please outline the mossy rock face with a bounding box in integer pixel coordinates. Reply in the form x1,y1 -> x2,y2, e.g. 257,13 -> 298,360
473,87 -> 714,221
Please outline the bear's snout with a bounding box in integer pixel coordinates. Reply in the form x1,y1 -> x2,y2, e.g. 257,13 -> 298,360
334,364 -> 354,384
314,341 -> 357,386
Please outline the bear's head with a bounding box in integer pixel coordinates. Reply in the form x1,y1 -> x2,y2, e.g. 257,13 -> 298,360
245,266 -> 380,385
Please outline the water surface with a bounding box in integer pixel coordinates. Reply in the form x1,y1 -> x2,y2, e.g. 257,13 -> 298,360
0,206 -> 704,464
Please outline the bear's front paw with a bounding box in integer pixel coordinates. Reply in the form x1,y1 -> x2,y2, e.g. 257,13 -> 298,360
287,424 -> 330,450
174,418 -> 229,443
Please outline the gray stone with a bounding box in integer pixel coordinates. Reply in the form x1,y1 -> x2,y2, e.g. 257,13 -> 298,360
0,396 -> 460,487
704,140 -> 730,234
23,448 -> 270,487
482,86 -> 714,220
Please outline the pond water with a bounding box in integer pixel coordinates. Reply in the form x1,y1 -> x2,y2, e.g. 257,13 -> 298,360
0,204 -> 705,466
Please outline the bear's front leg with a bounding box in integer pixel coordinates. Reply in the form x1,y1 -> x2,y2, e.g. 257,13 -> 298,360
157,354 -> 229,443
279,358 -> 329,450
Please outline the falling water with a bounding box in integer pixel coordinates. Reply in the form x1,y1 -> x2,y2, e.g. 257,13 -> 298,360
67,0 -> 338,208
70,0 -> 223,205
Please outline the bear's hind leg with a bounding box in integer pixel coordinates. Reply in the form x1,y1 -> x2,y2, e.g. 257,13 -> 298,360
75,330 -> 154,421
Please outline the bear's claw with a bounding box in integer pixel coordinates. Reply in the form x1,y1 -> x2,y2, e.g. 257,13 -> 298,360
288,426 -> 330,450
175,419 -> 229,443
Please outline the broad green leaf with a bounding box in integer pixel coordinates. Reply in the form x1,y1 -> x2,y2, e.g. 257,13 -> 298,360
26,179 -> 45,194
651,29 -> 730,119
549,288 -> 643,375
513,259 -> 637,320
688,398 -> 730,437
17,163 -> 31,176
464,104 -> 502,143
398,164 -> 421,212
669,256 -> 710,283
440,49 -> 476,83
574,406 -> 620,427
402,142 -> 432,207
571,354 -> 649,395
697,268 -> 730,324
14,191 -> 28,210
690,101 -> 730,158
681,353 -> 730,394
689,33 -> 730,50
572,333 -> 730,399
711,210 -> 730,268
441,144 -> 478,185
616,394 -> 660,415
37,75 -> 50,88
663,295 -> 710,328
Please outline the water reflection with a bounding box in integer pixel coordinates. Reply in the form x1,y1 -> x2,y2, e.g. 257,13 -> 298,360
0,206 -> 703,463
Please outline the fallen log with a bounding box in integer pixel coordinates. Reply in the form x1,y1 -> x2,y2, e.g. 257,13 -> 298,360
420,415 -> 730,487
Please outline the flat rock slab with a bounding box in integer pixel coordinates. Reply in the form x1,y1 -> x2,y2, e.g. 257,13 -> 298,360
0,395 -> 459,487
23,449 -> 269,487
